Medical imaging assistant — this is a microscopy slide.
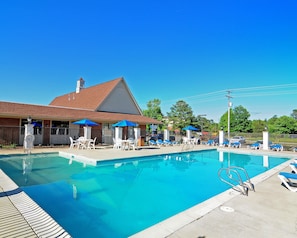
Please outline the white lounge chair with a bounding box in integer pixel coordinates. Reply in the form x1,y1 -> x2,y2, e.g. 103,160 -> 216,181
278,172 -> 297,192
270,143 -> 283,151
163,140 -> 173,146
250,141 -> 262,150
289,162 -> 297,174
230,141 -> 241,148
156,139 -> 165,147
207,139 -> 215,146
149,139 -> 157,146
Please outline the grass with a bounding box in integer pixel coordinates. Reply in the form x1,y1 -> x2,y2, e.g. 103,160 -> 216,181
0,144 -> 17,149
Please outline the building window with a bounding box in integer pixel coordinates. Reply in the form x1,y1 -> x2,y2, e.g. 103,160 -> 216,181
20,119 -> 43,135
51,121 -> 69,135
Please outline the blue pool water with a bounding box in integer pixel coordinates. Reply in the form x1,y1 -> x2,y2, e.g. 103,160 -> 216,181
0,150 -> 288,237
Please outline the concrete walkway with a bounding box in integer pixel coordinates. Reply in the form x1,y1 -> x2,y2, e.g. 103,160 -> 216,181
167,167 -> 297,238
1,145 -> 297,237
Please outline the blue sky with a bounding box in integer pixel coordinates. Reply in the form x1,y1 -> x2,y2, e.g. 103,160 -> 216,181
1,0 -> 296,122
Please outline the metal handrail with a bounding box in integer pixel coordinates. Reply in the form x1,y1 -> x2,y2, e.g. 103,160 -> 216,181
218,166 -> 255,196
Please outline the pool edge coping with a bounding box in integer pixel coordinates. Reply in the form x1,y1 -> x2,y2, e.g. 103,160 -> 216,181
0,169 -> 71,238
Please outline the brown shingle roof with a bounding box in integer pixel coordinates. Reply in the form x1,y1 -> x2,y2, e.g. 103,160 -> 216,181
49,77 -> 123,111
0,101 -> 161,125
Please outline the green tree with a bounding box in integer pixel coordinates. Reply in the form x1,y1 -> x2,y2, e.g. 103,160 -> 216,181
207,119 -> 219,133
219,105 -> 252,133
167,100 -> 195,131
142,97 -> 297,135
232,105 -> 252,132
267,115 -> 278,132
252,120 -> 266,133
142,99 -> 163,131
219,109 -> 234,132
291,109 -> 297,120
270,116 -> 297,134
196,115 -> 208,132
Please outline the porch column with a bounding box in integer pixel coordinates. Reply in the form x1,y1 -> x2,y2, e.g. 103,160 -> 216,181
164,129 -> 169,141
84,126 -> 91,139
115,127 -> 122,141
219,129 -> 224,146
263,130 -> 269,150
186,130 -> 192,140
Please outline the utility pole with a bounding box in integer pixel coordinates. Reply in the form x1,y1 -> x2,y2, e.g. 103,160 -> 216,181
226,91 -> 232,140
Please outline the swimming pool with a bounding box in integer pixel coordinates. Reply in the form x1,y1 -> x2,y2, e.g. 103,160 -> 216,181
0,150 -> 289,237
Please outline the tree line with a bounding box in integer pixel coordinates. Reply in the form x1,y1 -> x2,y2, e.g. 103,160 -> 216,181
142,99 -> 297,134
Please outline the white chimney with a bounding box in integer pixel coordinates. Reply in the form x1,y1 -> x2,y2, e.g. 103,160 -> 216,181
76,78 -> 85,93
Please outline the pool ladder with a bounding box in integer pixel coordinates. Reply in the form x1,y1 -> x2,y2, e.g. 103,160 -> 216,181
218,166 -> 255,196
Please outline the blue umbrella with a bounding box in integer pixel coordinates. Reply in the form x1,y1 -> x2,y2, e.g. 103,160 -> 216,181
32,122 -> 42,127
73,118 -> 99,127
182,125 -> 198,131
112,120 -> 137,127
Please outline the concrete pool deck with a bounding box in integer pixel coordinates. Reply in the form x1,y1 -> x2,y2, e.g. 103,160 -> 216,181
1,144 -> 297,237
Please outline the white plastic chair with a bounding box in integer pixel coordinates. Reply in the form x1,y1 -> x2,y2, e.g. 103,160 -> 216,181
130,139 -> 138,150
88,137 -> 97,149
77,136 -> 87,149
69,137 -> 79,149
113,138 -> 121,149
183,137 -> 189,144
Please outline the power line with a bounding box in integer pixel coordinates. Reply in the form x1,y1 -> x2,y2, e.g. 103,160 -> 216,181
229,83 -> 297,92
233,89 -> 297,98
161,83 -> 297,106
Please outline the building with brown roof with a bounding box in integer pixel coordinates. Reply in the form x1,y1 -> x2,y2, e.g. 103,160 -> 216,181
0,77 -> 161,146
